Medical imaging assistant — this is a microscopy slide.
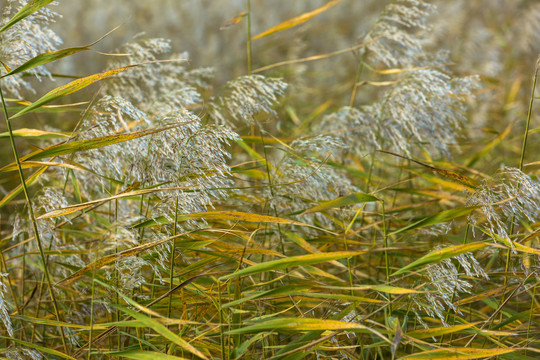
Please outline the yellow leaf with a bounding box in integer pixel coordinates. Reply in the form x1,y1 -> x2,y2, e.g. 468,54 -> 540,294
252,0 -> 342,40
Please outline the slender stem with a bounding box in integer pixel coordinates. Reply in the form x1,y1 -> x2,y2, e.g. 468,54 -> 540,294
0,86 -> 67,353
168,195 -> 179,320
381,201 -> 391,316
499,64 -> 538,318
246,0 -> 252,75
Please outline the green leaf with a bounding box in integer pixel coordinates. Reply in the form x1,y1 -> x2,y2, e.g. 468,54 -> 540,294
219,251 -> 364,281
11,65 -> 136,118
389,206 -> 478,236
114,305 -> 208,360
0,0 -> 54,33
2,28 -> 116,78
0,126 -> 176,171
302,192 -> 379,214
392,243 -> 489,276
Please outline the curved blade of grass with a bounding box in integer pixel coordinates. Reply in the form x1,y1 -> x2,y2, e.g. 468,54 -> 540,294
380,150 -> 477,190
37,186 -> 194,220
0,336 -> 76,360
466,121 -> 514,167
231,332 -> 270,360
389,206 -> 478,236
0,125 -> 178,172
132,210 -> 333,234
226,317 -> 390,344
399,347 -> 515,359
112,351 -> 188,360
0,127 -> 69,139
223,285 -> 311,308
11,64 -> 136,118
57,230 -> 196,286
406,323 -> 479,339
0,165 -> 47,208
392,243 -> 489,276
252,0 -> 342,40
2,27 -> 117,78
219,251 -> 364,281
0,0 -> 54,33
302,192 -> 379,214
114,305 -> 208,360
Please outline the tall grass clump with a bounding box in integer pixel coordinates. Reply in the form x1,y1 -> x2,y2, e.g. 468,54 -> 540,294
0,1 -> 538,359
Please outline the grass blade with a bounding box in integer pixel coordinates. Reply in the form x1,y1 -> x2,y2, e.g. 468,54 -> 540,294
0,0 -> 54,33
111,351 -> 188,360
11,65 -> 137,118
0,336 -> 76,360
219,251 -> 365,281
252,0 -> 342,40
389,207 -> 478,236
399,347 -> 516,359
114,305 -> 208,360
302,192 -> 379,214
392,243 -> 489,276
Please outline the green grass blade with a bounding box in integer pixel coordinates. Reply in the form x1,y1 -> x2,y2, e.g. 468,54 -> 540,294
0,0 -> 54,33
389,206 -> 478,236
392,243 -> 489,276
219,251 -> 364,281
10,65 -> 136,118
113,305 -> 208,360
2,28 -> 116,78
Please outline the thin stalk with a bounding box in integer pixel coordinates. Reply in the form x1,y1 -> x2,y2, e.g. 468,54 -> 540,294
165,196 -> 179,354
246,0 -> 252,75
0,86 -> 68,353
218,280 -> 227,360
499,62 -> 538,326
349,60 -> 365,107
381,201 -> 391,316
525,283 -> 536,355
168,195 -> 179,319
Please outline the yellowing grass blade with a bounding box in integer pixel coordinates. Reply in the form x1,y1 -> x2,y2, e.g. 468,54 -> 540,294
133,210 -> 334,234
111,351 -> 188,360
0,128 -> 70,139
114,305 -> 208,360
57,230 -> 196,286
37,186 -> 193,220
219,251 -> 364,281
380,150 -> 477,190
406,323 -> 479,339
0,165 -> 47,208
392,243 -> 489,276
302,192 -> 379,214
0,0 -> 54,33
0,125 -> 178,173
252,0 -> 342,40
220,11 -> 247,30
11,65 -> 137,118
399,347 -> 515,359
227,317 -> 390,344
